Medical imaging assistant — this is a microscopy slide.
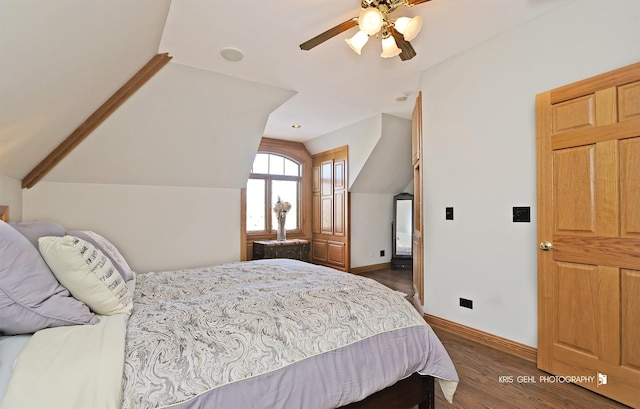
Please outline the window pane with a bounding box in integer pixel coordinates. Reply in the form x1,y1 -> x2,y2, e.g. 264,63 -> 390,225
246,178 -> 266,231
271,180 -> 299,231
284,158 -> 300,176
252,153 -> 269,174
269,154 -> 284,175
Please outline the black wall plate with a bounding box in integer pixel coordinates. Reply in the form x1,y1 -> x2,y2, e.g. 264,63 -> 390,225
513,206 -> 530,223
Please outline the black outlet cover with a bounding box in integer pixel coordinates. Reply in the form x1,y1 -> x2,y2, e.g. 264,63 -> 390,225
459,298 -> 473,309
513,206 -> 530,223
445,207 -> 454,220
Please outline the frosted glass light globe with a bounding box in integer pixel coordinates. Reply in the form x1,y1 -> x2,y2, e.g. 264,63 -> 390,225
380,36 -> 401,58
345,31 -> 369,55
358,7 -> 384,36
394,16 -> 423,41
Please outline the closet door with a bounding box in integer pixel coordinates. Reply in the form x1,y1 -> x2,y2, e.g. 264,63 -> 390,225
312,146 -> 349,271
537,62 -> 640,408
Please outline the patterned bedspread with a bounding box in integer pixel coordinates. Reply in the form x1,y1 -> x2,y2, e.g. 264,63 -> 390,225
121,259 -> 456,409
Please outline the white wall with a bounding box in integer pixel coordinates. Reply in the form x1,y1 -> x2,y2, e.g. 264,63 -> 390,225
0,175 -> 22,221
351,114 -> 412,194
350,193 -> 393,268
23,182 -> 240,273
420,0 -> 640,347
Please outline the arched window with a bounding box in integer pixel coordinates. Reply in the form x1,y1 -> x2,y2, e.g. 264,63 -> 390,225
246,153 -> 301,233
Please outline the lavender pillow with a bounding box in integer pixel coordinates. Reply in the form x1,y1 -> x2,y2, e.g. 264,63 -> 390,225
0,221 -> 98,335
9,221 -> 65,249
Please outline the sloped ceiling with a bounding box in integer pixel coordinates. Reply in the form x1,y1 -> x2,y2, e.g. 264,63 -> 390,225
350,114 -> 412,194
45,63 -> 295,188
0,0 -> 171,179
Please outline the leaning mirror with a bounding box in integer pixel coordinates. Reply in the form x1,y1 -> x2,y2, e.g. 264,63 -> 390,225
391,193 -> 413,269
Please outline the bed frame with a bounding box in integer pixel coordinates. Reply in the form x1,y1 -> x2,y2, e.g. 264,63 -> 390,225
340,373 -> 435,409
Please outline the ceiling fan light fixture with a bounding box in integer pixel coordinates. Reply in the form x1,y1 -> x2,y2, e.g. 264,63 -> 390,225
345,30 -> 369,55
358,7 -> 384,35
394,16 -> 423,41
299,0 -> 430,61
380,35 -> 401,58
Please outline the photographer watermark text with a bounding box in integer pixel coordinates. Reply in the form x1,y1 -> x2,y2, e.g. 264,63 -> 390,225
498,372 -> 608,386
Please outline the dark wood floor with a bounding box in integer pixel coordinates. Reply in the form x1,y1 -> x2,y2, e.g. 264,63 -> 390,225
358,268 -> 631,409
358,268 -> 414,299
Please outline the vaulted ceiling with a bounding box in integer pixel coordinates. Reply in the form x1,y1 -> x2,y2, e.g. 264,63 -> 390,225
0,0 -> 172,179
159,0 -> 573,141
0,0 -> 573,186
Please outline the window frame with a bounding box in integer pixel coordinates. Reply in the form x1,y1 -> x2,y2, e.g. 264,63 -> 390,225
247,154 -> 302,234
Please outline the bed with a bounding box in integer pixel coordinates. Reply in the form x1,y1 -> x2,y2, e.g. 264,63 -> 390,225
0,216 -> 458,409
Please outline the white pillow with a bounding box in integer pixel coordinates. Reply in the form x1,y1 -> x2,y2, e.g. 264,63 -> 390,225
38,236 -> 132,316
66,230 -> 134,282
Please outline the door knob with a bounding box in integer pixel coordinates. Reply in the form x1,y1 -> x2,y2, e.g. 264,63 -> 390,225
539,241 -> 555,251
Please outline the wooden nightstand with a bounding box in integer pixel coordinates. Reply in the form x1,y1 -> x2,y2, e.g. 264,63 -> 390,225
252,239 -> 311,262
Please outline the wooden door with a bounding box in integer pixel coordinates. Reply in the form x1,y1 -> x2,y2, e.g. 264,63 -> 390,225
412,92 -> 424,305
311,146 -> 350,271
537,62 -> 640,408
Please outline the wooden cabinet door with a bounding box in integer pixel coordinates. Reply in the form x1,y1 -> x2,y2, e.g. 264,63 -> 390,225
537,63 -> 640,408
320,160 -> 334,235
333,159 -> 346,237
312,165 -> 321,234
412,92 -> 424,305
311,146 -> 349,271
412,92 -> 422,166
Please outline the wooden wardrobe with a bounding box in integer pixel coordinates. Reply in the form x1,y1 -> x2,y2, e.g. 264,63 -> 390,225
311,146 -> 350,271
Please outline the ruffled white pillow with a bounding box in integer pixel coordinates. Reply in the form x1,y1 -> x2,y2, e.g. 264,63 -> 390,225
39,235 -> 132,316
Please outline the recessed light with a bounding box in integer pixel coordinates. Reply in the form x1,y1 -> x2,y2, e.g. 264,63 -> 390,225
395,94 -> 408,102
291,124 -> 302,129
220,47 -> 244,62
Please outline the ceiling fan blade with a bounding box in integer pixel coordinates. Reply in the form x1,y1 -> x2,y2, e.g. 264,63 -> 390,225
389,26 -> 417,61
405,0 -> 432,6
300,18 -> 358,51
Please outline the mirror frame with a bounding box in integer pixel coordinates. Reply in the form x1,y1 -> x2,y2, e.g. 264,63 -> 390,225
392,193 -> 413,263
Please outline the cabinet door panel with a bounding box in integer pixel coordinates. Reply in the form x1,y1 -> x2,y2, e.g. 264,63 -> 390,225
327,241 -> 345,267
313,240 -> 327,262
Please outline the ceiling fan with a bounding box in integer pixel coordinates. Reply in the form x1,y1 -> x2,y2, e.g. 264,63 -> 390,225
299,0 -> 432,61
